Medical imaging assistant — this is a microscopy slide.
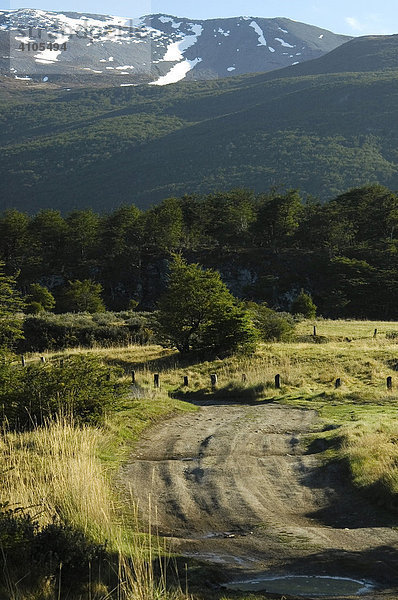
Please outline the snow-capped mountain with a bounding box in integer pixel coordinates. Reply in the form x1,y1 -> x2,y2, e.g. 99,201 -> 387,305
0,9 -> 351,85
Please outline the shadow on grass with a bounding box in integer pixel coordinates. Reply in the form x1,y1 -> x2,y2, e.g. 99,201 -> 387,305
172,382 -> 274,406
103,349 -> 212,374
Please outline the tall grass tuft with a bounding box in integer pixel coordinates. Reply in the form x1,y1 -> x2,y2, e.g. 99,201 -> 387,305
0,416 -> 117,545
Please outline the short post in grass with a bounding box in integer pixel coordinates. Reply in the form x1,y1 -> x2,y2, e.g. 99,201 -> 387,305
131,370 -> 136,385
183,375 -> 189,387
373,328 -> 378,338
154,373 -> 160,388
242,373 -> 247,382
40,356 -> 46,363
21,355 -> 25,367
210,373 -> 217,388
335,378 -> 341,388
387,376 -> 393,391
313,325 -> 317,337
275,374 -> 281,389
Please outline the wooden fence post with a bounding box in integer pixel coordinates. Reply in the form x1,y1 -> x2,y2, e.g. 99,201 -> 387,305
131,370 -> 136,384
21,355 -> 25,367
373,328 -> 378,338
335,378 -> 341,388
210,373 -> 218,388
313,325 -> 317,337
183,375 -> 189,387
154,373 -> 159,388
387,376 -> 393,390
275,374 -> 281,389
40,356 -> 46,363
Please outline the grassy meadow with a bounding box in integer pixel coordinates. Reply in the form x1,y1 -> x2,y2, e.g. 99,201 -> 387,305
2,318 -> 398,598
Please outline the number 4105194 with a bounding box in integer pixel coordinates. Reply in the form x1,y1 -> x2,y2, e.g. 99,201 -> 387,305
18,42 -> 67,51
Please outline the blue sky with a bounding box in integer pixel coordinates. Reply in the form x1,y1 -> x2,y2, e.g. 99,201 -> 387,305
4,0 -> 398,36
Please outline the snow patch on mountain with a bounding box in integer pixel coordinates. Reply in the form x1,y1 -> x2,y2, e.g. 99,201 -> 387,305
249,20 -> 267,46
274,37 -> 295,48
0,10 -> 352,84
161,23 -> 202,62
150,57 -> 202,85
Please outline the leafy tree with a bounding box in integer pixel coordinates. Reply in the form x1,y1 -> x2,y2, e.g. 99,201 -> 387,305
25,283 -> 55,314
291,290 -> 317,318
157,255 -> 256,354
143,198 -> 183,251
0,209 -> 30,269
332,185 -> 398,244
0,262 -> 24,348
65,209 -> 100,263
63,280 -> 105,313
252,190 -> 303,248
29,210 -> 67,262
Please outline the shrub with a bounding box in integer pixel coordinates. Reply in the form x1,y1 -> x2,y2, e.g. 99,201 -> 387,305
25,283 -> 55,314
0,504 -> 106,594
0,354 -> 125,430
291,289 -> 317,318
21,311 -> 154,352
247,302 -> 295,341
386,330 -> 398,341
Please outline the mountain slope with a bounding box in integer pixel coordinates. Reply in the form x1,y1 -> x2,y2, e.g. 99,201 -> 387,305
259,33 -> 398,80
0,9 -> 350,85
1,35 -> 398,213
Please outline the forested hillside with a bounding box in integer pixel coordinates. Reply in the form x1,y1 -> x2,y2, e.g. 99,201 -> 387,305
2,184 -> 398,319
1,34 -> 398,212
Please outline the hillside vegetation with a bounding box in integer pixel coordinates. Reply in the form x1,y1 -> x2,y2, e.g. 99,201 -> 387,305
1,35 -> 398,211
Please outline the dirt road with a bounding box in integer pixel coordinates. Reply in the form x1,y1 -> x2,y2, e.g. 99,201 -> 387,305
122,402 -> 398,598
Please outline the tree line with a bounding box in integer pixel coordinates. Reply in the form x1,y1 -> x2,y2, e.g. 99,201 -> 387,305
1,183 -> 398,319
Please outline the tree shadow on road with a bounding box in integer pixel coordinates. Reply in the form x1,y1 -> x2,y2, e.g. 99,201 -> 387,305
181,545 -> 398,598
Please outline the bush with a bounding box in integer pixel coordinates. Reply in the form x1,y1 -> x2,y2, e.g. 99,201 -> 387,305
386,330 -> 398,341
247,302 -> 295,341
21,311 -> 155,352
0,504 -> 106,594
291,290 -> 317,318
0,354 -> 125,430
25,283 -> 55,314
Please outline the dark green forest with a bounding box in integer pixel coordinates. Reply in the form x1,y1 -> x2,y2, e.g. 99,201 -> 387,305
2,183 -> 398,320
1,33 -> 398,212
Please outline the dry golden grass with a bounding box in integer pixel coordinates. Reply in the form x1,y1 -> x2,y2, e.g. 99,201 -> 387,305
0,416 -> 119,546
341,421 -> 398,497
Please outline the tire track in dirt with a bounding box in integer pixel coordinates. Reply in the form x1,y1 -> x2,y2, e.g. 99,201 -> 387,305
122,403 -> 398,597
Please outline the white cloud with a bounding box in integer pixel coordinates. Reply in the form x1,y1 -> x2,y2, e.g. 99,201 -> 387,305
344,13 -> 391,35
345,17 -> 363,31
